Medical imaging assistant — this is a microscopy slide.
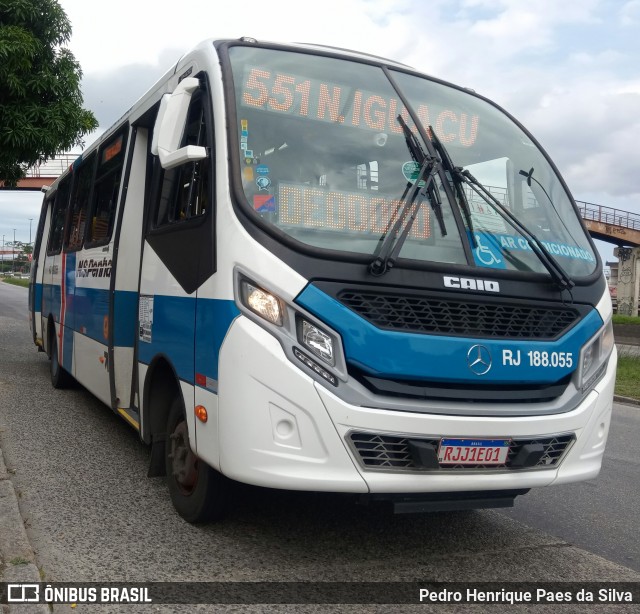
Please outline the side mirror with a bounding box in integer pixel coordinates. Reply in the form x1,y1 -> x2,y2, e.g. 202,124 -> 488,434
151,77 -> 207,170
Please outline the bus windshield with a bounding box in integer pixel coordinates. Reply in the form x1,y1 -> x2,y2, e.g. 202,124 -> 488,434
228,46 -> 597,278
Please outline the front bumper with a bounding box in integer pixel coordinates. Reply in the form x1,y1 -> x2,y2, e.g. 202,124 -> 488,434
206,317 -> 616,494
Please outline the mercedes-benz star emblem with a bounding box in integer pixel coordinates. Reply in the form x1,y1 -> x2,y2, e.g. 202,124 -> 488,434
467,344 -> 492,375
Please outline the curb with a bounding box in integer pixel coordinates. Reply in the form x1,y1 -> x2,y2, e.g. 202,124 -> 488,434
613,394 -> 640,406
0,446 -> 48,614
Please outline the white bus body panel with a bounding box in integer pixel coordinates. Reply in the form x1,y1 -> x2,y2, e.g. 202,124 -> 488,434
73,331 -> 111,405
111,128 -> 149,410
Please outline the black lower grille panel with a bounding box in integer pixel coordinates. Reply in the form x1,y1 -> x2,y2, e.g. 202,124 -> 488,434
353,369 -> 571,404
349,431 -> 575,471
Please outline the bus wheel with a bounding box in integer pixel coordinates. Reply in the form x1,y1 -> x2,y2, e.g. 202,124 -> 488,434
165,396 -> 227,523
49,328 -> 73,389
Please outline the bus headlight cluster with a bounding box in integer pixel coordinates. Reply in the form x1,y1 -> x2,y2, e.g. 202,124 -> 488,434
236,273 -> 344,387
578,319 -> 614,393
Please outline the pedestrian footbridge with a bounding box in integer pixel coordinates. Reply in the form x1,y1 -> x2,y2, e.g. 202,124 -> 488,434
576,201 -> 640,247
575,201 -> 640,316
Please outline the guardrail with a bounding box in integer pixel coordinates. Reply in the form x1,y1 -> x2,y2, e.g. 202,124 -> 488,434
25,154 -> 78,178
576,201 -> 640,232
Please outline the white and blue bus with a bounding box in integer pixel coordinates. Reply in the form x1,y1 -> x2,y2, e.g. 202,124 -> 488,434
29,37 -> 616,522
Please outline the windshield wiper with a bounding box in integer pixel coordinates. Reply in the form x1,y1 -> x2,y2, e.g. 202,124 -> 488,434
422,130 -> 572,288
397,115 -> 447,237
369,156 -> 439,276
369,116 -> 446,276
458,169 -> 575,290
428,125 -> 477,248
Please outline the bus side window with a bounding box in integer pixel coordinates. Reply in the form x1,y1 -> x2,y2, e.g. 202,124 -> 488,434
65,155 -> 96,251
87,129 -> 128,246
155,89 -> 210,227
46,179 -> 71,255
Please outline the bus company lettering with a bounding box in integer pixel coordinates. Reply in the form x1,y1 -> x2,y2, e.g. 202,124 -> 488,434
443,276 -> 500,292
242,66 -> 479,147
77,257 -> 113,278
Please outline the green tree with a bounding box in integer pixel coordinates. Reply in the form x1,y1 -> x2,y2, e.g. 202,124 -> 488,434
0,0 -> 97,186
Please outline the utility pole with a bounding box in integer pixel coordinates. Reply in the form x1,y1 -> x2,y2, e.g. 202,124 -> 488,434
29,218 -> 33,245
1,235 -> 4,274
12,228 -> 16,274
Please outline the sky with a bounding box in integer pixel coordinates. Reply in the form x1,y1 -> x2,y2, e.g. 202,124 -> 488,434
1,0 -> 639,266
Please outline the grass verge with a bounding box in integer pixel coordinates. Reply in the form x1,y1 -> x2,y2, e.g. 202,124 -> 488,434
2,277 -> 29,288
615,356 -> 640,399
612,314 -> 640,325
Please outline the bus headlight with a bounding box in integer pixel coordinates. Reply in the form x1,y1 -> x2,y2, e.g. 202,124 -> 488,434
578,319 -> 614,392
234,270 -> 346,387
240,280 -> 283,326
298,319 -> 335,365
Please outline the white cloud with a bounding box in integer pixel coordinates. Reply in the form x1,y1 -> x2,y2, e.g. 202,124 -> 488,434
620,0 -> 640,25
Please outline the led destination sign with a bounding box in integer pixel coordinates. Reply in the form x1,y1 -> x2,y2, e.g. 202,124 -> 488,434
278,182 -> 432,239
241,66 -> 479,147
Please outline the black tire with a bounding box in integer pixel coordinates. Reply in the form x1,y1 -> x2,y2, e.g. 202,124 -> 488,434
165,396 -> 227,523
49,327 -> 73,389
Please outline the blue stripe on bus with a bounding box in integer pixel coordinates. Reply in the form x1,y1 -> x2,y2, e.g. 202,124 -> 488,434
195,298 -> 240,384
42,283 -> 62,323
37,281 -> 238,388
113,291 -> 139,346
73,285 -> 109,340
39,283 -> 138,346
34,282 -> 43,313
136,295 -> 196,383
137,296 -> 239,387
295,284 -> 604,384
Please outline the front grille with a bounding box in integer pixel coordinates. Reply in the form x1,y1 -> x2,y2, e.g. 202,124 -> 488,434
349,431 -> 575,471
338,290 -> 579,339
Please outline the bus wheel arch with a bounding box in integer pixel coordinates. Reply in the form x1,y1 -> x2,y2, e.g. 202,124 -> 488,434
142,355 -> 228,523
165,395 -> 228,523
142,355 -> 181,475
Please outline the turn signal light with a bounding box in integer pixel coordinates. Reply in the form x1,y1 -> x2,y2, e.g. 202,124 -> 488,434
195,405 -> 208,423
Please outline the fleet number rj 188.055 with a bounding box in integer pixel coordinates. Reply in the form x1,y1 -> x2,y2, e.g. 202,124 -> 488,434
502,350 -> 574,368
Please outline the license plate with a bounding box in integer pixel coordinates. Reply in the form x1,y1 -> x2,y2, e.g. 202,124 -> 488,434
438,438 -> 510,465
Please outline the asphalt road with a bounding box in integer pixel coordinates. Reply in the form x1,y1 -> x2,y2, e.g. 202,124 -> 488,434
1,281 -> 639,613
499,401 -> 640,572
